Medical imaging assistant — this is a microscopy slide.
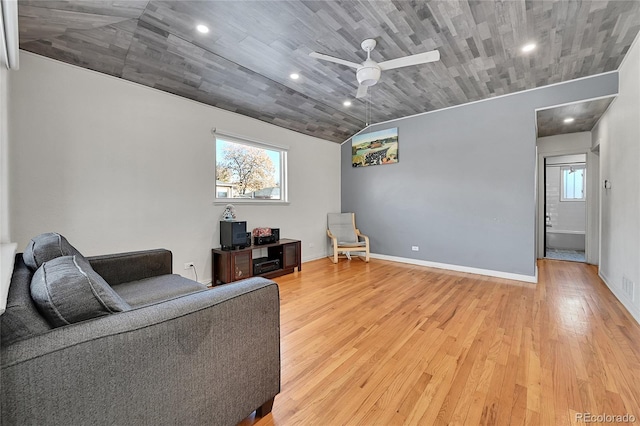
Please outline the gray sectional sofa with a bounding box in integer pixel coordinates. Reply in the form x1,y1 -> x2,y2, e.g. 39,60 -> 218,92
1,233 -> 280,425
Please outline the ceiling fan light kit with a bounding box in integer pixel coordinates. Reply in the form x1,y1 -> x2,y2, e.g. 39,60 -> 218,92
357,61 -> 381,87
310,38 -> 440,99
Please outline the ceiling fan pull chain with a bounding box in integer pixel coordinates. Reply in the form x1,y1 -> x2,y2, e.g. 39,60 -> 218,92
366,88 -> 372,126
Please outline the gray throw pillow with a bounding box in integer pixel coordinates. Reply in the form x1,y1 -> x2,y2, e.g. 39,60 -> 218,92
23,232 -> 87,271
31,255 -> 131,327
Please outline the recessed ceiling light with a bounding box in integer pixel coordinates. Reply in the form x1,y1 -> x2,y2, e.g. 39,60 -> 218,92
289,73 -> 300,80
564,117 -> 575,123
196,24 -> 209,34
343,100 -> 352,107
521,43 -> 536,53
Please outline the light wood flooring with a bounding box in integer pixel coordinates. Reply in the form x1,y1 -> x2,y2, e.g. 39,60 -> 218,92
240,258 -> 640,425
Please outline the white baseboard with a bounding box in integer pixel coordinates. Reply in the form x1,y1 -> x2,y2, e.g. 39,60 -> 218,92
302,254 -> 329,263
369,253 -> 538,283
599,271 -> 640,325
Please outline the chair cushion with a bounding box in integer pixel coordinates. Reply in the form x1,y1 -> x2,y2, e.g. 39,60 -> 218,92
112,274 -> 207,308
337,241 -> 366,247
23,233 -> 87,271
328,213 -> 358,243
31,255 -> 131,327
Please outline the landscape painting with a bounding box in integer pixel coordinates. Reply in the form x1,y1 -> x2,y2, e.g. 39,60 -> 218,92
352,128 -> 399,168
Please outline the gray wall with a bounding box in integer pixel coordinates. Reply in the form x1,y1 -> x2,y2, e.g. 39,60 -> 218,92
342,73 -> 618,278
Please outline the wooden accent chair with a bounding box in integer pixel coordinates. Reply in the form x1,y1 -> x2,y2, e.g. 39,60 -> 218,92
327,213 -> 370,263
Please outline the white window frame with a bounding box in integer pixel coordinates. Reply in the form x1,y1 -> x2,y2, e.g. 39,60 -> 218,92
214,131 -> 288,204
560,165 -> 586,202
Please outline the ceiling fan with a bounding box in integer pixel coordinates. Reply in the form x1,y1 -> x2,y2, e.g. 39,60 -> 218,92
309,39 -> 440,99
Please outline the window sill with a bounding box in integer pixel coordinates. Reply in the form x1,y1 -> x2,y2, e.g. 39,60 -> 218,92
214,200 -> 290,206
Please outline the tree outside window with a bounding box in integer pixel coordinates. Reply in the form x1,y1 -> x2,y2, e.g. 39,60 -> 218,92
215,136 -> 286,201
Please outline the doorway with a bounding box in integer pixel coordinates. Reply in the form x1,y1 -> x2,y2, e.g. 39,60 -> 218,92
544,154 -> 587,262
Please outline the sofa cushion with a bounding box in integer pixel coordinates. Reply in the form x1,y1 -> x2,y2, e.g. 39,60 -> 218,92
23,233 -> 87,271
0,255 -> 52,346
112,274 -> 207,308
31,255 -> 131,327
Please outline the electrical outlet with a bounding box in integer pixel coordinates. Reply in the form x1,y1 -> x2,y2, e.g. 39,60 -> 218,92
184,262 -> 195,270
309,242 -> 315,248
411,246 -> 419,251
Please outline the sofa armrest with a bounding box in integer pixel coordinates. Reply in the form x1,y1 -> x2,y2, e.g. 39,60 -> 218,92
87,249 -> 172,285
1,277 -> 280,426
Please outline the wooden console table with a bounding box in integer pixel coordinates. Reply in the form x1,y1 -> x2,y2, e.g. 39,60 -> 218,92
212,239 -> 301,285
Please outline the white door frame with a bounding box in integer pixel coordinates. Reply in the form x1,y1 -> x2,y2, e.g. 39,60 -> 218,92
536,149 -> 596,263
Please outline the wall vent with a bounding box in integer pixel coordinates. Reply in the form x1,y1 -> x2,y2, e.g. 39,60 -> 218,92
622,276 -> 635,301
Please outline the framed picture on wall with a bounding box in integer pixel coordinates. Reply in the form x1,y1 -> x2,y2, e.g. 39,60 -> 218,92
352,128 -> 399,167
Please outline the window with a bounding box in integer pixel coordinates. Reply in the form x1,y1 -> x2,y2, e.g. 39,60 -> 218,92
215,133 -> 287,202
560,165 -> 585,201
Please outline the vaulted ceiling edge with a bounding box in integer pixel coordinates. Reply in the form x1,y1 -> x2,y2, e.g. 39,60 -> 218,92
18,1 -> 640,143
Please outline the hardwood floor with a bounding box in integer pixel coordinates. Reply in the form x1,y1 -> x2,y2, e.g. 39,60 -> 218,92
240,258 -> 640,425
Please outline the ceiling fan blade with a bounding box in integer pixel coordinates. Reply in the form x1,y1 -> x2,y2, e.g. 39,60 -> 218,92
356,84 -> 368,99
378,50 -> 440,71
309,52 -> 360,69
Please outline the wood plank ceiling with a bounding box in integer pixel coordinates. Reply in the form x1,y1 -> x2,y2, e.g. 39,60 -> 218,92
536,97 -> 615,138
18,1 -> 640,143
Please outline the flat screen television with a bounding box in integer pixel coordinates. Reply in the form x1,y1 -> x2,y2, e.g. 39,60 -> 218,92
220,221 -> 249,250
